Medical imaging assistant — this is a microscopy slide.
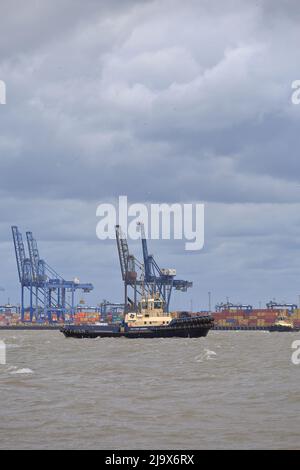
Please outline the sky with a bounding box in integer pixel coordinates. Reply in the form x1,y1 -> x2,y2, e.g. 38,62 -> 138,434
0,0 -> 300,311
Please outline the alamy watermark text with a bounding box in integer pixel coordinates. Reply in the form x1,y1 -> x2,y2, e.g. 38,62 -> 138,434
291,80 -> 300,105
0,340 -> 6,365
0,80 -> 6,105
291,340 -> 300,365
96,196 -> 204,251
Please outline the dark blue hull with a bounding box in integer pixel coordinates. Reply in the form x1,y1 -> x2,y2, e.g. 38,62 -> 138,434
60,316 -> 214,339
268,325 -> 299,332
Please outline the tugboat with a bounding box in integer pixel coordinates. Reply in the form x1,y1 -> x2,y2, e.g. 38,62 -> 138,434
269,313 -> 297,332
60,295 -> 214,339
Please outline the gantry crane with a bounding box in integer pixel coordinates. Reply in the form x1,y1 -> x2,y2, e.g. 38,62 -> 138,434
115,223 -> 193,313
216,302 -> 253,312
12,226 -> 94,322
137,222 -> 193,312
266,301 -> 297,312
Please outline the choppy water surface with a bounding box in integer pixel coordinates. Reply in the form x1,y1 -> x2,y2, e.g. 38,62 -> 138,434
0,330 -> 299,449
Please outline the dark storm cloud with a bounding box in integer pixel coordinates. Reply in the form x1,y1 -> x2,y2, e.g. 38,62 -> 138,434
1,0 -> 300,307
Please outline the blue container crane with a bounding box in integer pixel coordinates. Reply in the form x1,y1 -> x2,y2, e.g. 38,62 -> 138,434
12,226 -> 94,323
266,301 -> 297,313
115,223 -> 193,313
12,226 -> 34,321
216,302 -> 253,312
137,222 -> 193,312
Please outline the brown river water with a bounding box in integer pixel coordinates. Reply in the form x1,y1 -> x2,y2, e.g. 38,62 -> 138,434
0,330 -> 299,450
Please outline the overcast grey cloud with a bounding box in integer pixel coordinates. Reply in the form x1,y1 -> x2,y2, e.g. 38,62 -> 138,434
0,0 -> 300,309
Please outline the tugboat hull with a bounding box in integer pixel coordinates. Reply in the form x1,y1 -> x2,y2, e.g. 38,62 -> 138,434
60,316 -> 213,339
269,325 -> 299,332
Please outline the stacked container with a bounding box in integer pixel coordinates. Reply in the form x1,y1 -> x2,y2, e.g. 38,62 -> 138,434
213,308 -> 285,328
74,311 -> 101,325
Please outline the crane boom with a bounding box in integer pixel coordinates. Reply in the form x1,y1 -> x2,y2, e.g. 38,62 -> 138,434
137,222 -> 152,280
115,225 -> 130,281
11,226 -> 27,284
26,231 -> 40,282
